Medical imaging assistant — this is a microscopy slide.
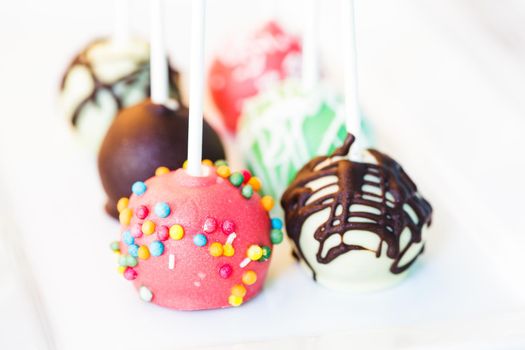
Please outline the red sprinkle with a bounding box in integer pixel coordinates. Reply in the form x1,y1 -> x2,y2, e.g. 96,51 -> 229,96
124,267 -> 137,280
131,223 -> 143,238
136,205 -> 149,220
221,220 -> 235,234
219,264 -> 233,279
203,217 -> 217,233
157,225 -> 169,241
241,170 -> 251,184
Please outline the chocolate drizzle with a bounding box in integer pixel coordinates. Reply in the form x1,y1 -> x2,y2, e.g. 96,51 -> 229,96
60,38 -> 181,127
281,133 -> 432,279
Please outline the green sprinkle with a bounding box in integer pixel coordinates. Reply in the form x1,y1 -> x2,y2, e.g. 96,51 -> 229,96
110,241 -> 120,252
270,229 -> 284,244
241,185 -> 253,199
126,255 -> 138,267
214,159 -> 228,167
118,255 -> 128,267
259,246 -> 272,261
229,172 -> 244,187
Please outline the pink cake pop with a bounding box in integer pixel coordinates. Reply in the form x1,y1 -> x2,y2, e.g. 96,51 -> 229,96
111,161 -> 282,310
208,21 -> 301,133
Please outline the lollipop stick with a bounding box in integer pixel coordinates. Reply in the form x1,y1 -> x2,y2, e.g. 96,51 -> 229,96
342,0 -> 363,158
113,0 -> 130,45
150,0 -> 169,105
187,0 -> 206,176
302,0 -> 319,91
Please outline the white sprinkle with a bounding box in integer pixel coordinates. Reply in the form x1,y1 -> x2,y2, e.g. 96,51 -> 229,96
240,257 -> 251,268
139,286 -> 153,302
168,254 -> 175,270
198,272 -> 206,280
226,233 -> 237,245
194,281 -> 201,287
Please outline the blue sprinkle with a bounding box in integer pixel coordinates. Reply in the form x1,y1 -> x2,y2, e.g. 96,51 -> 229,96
131,181 -> 147,196
154,202 -> 171,218
271,218 -> 283,230
149,241 -> 165,256
128,244 -> 139,258
193,233 -> 207,247
122,231 -> 134,246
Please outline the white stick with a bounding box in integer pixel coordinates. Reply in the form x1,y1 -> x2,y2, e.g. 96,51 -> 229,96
150,0 -> 169,105
187,0 -> 206,176
302,0 -> 319,91
342,0 -> 364,158
113,0 -> 130,46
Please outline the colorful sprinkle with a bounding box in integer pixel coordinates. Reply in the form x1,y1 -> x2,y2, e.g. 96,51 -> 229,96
117,197 -> 129,213
183,160 -> 188,169
271,218 -> 283,230
270,229 -> 284,244
119,208 -> 133,225
155,166 -> 170,176
124,267 -> 137,280
202,159 -> 213,167
242,271 -> 257,285
216,165 -> 231,178
203,217 -> 217,233
225,233 -> 237,245
136,205 -> 149,220
142,220 -> 156,235
138,246 -> 150,260
131,223 -> 143,238
122,231 -> 134,246
231,284 -> 247,298
247,245 -> 263,261
131,181 -> 147,196
117,266 -> 126,274
126,255 -> 138,267
128,244 -> 139,258
109,241 -> 120,252
149,241 -> 165,257
241,169 -> 251,184
247,177 -> 262,192
169,224 -> 184,240
228,295 -> 243,307
157,225 -> 169,241
229,172 -> 244,187
240,257 -> 251,268
154,202 -> 171,218
241,185 -> 253,199
223,243 -> 235,257
221,220 -> 235,234
193,234 -> 208,247
214,159 -> 228,167
219,264 -> 233,279
168,254 -> 175,270
260,246 -> 272,261
209,242 -> 224,257
261,196 -> 274,211
118,255 -> 128,267
139,286 -> 153,302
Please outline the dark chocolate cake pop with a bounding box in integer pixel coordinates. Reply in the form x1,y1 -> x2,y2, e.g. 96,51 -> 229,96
281,133 -> 432,291
98,99 -> 225,218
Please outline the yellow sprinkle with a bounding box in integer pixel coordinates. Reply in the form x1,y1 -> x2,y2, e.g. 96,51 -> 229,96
223,243 -> 235,257
242,271 -> 257,285
119,208 -> 133,226
117,197 -> 129,213
231,284 -> 247,298
183,160 -> 188,169
169,224 -> 184,240
117,266 -> 126,274
142,220 -> 156,235
247,245 -> 263,261
247,177 -> 262,192
216,165 -> 231,178
261,196 -> 274,211
209,242 -> 224,257
228,295 -> 243,307
138,246 -> 150,260
202,159 -> 213,167
155,166 -> 170,176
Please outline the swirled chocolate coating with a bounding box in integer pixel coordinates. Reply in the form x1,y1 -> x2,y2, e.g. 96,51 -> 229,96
281,133 -> 432,278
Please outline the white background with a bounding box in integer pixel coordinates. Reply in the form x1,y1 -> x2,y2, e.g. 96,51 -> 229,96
1,0 -> 525,349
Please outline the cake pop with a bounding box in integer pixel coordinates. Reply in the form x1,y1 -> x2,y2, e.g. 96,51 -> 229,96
111,161 -> 282,309
208,21 -> 301,132
281,133 -> 432,291
98,100 -> 225,218
60,37 -> 182,151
